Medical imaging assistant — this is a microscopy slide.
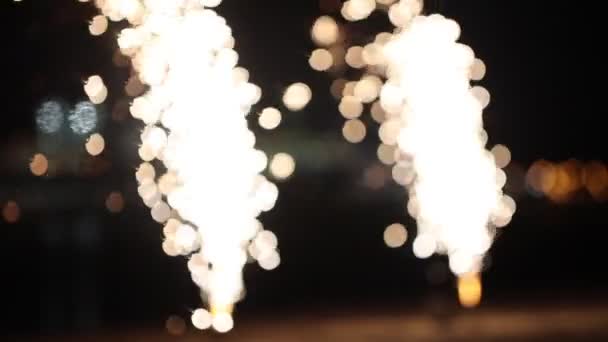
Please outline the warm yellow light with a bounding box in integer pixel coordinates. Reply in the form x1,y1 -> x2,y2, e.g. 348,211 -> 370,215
458,273 -> 482,308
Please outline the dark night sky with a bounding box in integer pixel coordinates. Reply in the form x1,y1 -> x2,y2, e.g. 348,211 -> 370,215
0,0 -> 606,338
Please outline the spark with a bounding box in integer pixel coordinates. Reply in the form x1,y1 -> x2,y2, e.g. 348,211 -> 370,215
89,0 -> 280,332
308,0 -> 513,278
384,13 -> 512,275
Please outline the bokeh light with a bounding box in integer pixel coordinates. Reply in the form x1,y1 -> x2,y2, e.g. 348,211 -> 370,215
342,119 -> 366,143
85,133 -> 105,156
270,153 -> 296,180
258,107 -> 282,130
2,200 -> 20,224
383,223 -> 408,248
105,191 -> 125,214
30,153 -> 48,176
283,83 -> 312,111
311,16 -> 340,46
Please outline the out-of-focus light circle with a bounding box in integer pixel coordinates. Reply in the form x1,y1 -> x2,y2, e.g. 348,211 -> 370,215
311,16 -> 339,46
282,83 -> 312,111
583,161 -> 608,201
89,15 -> 108,36
270,153 -> 296,180
491,144 -> 511,169
354,77 -> 381,103
36,101 -> 64,134
413,234 -> 436,259
309,48 -> 334,71
165,315 -> 186,336
339,96 -> 363,119
258,107 -> 282,130
471,86 -> 491,109
84,75 -> 104,98
151,201 -> 171,223
392,162 -> 414,186
377,144 -> 396,165
526,160 -> 557,195
383,223 -> 408,248
362,43 -> 384,65
105,191 -> 125,213
345,46 -> 365,69
378,119 -> 401,146
212,312 -> 234,333
342,119 -> 366,143
136,162 -> 155,183
370,101 -> 386,123
2,200 -> 20,224
68,101 -> 98,135
258,250 -> 281,270
30,153 -> 48,176
471,58 -> 486,81
191,308 -> 212,330
85,133 -> 105,156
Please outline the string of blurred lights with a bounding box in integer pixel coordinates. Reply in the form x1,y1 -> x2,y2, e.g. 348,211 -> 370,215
80,0 -> 306,332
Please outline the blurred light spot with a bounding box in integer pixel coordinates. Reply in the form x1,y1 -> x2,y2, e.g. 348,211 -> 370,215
339,95 -> 363,119
384,223 -> 408,248
526,160 -> 557,196
2,201 -> 20,224
270,153 -> 296,180
354,75 -> 382,103
491,144 -> 511,169
309,48 -> 334,71
583,161 -> 608,202
258,250 -> 281,270
470,58 -> 486,81
165,315 -> 186,336
311,16 -> 340,46
85,133 -> 105,156
36,100 -> 64,134
68,101 -> 98,135
458,273 -> 482,308
282,83 -> 312,111
547,160 -> 582,203
342,119 -> 366,143
392,162 -> 414,186
30,153 -> 48,176
413,234 -> 436,259
105,191 -> 125,214
471,86 -> 490,109
370,101 -> 386,123
258,107 -> 282,130
191,308 -> 212,330
345,46 -> 365,69
211,311 -> 234,333
377,144 -> 396,165
89,15 -> 108,36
